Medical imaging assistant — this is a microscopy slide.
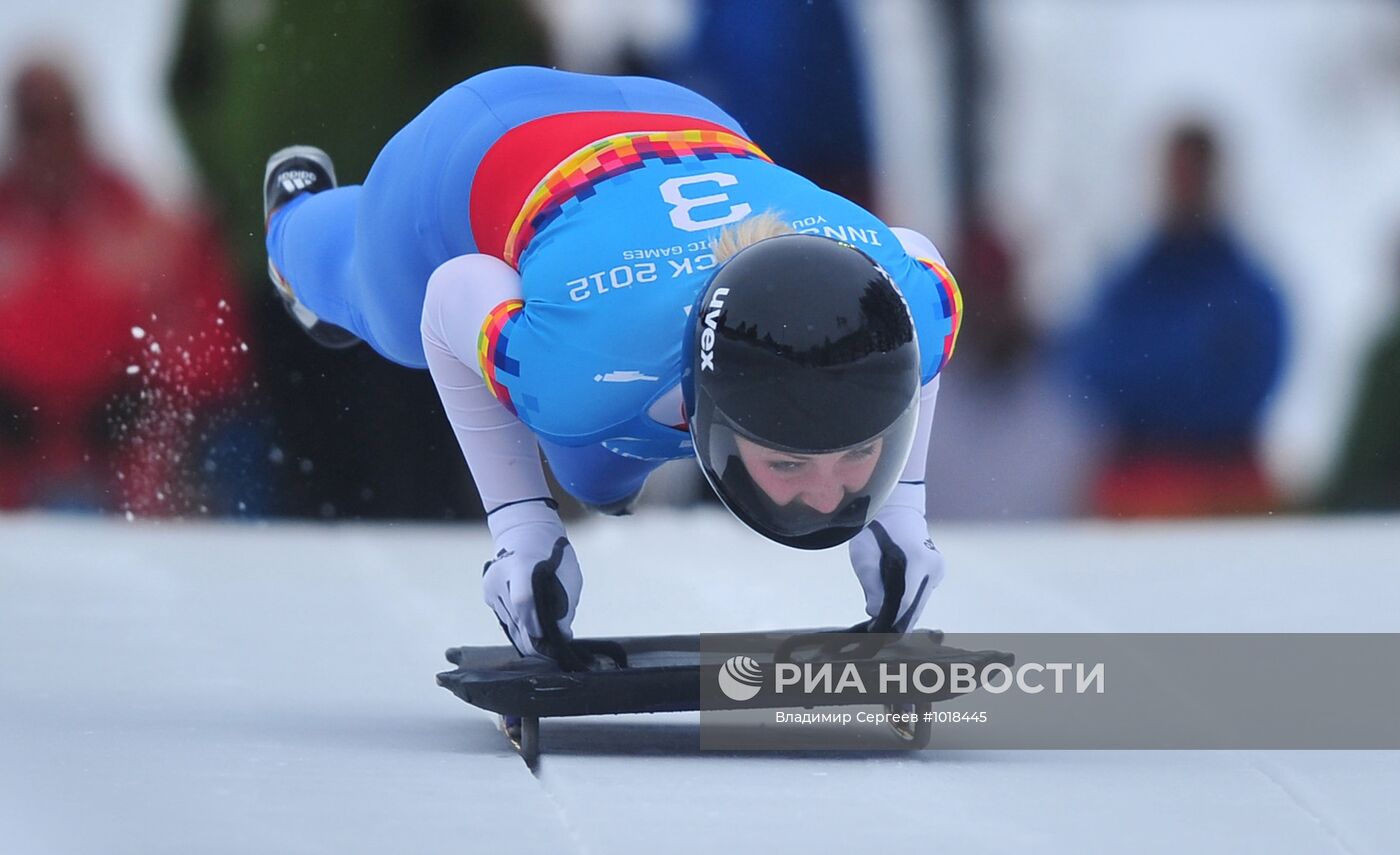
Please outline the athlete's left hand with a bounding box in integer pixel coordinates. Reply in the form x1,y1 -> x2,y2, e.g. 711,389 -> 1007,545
848,505 -> 944,633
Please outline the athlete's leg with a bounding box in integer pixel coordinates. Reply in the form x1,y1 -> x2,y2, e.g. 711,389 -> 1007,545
265,80 -> 507,368
265,188 -> 361,333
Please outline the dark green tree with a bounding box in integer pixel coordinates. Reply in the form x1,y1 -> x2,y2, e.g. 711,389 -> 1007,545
171,0 -> 549,279
1324,318 -> 1400,510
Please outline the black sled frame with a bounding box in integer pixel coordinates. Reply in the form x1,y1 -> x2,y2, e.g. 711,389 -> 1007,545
437,628 -> 1013,764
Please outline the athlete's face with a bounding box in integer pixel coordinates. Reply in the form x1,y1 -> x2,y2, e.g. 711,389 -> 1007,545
735,435 -> 885,514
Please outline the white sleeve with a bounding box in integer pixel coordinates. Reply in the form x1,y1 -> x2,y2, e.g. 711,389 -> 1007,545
896,375 -> 940,512
420,254 -> 556,537
890,224 -> 945,518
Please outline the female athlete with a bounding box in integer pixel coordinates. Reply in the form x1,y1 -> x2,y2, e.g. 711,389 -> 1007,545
262,67 -> 962,663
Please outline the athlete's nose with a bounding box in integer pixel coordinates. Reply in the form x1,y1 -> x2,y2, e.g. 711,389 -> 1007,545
800,480 -> 845,514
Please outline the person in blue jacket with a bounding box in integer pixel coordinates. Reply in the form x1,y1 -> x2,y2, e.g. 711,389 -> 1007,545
1073,122 -> 1287,516
263,67 -> 961,663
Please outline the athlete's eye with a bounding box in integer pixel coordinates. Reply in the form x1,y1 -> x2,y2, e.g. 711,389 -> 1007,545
843,444 -> 878,461
768,460 -> 806,473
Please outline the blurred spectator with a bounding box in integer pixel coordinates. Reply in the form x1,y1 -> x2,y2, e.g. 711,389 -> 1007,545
168,0 -> 550,520
1322,239 -> 1400,511
1071,123 -> 1288,517
663,0 -> 874,208
0,60 -> 253,514
925,215 -> 1099,520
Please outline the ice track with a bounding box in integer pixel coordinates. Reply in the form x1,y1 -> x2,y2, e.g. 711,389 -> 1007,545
1,511 -> 1397,854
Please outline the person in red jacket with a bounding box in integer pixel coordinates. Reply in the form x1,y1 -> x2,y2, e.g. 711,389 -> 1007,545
0,60 -> 251,513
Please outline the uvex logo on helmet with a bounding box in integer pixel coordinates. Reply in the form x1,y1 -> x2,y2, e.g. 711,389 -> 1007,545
698,287 -> 730,371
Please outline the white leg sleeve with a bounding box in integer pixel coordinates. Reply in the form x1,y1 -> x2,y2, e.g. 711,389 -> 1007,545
420,254 -> 556,535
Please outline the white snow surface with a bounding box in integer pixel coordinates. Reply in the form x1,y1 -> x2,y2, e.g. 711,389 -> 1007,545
1,510 -> 1398,854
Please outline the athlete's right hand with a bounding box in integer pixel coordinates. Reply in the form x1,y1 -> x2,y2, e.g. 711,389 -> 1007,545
481,504 -> 582,664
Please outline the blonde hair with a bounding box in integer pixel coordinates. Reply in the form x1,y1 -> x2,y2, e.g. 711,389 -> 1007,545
710,211 -> 796,263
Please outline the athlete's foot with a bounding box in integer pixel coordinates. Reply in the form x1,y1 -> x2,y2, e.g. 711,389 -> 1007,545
263,145 -> 361,349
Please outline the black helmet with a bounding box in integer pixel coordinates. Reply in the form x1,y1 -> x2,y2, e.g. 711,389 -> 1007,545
683,234 -> 921,549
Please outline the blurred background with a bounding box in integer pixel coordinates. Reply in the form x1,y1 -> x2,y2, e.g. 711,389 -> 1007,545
2,0 -> 1399,524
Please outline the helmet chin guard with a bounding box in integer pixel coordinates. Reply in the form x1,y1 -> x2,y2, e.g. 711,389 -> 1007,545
683,234 -> 922,549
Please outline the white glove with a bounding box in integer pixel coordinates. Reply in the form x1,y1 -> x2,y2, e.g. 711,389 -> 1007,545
481,500 -> 583,663
848,486 -> 945,633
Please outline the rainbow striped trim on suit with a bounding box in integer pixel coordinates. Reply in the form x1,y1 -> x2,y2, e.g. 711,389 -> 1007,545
916,257 -> 963,374
478,298 -> 525,414
503,129 -> 771,266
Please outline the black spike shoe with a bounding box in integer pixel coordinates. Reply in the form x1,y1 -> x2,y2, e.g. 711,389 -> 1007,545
263,145 -> 361,349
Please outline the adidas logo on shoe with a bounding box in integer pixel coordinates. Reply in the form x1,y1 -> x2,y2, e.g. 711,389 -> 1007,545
279,170 -> 319,194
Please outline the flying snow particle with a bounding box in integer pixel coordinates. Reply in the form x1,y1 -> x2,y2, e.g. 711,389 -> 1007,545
126,365 -> 140,375
131,326 -> 146,339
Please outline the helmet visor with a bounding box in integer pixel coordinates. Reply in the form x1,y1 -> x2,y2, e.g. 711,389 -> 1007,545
693,392 -> 919,549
